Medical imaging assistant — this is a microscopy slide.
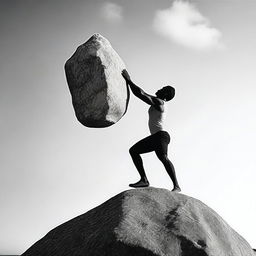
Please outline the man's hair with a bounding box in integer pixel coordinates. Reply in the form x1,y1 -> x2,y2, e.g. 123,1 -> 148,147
164,86 -> 175,101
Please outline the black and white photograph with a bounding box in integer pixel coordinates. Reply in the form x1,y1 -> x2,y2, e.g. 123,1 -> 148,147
1,0 -> 256,255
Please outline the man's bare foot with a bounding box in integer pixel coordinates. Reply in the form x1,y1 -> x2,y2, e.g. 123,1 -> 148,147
172,186 -> 181,192
129,180 -> 149,188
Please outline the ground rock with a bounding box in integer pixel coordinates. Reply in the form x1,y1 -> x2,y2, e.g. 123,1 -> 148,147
22,187 -> 255,256
65,33 -> 129,127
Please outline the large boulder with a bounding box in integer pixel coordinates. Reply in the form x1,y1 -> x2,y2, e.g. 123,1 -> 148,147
65,33 -> 129,128
22,187 -> 255,256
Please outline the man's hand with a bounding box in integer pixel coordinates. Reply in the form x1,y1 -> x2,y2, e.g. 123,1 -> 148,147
122,69 -> 131,82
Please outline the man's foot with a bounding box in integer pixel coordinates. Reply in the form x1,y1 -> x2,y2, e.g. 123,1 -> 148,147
129,180 -> 149,188
172,186 -> 181,192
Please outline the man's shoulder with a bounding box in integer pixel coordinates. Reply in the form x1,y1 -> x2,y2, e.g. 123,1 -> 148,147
152,97 -> 165,112
153,97 -> 165,106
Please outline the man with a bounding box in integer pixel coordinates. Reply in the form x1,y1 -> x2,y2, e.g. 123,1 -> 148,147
122,69 -> 181,192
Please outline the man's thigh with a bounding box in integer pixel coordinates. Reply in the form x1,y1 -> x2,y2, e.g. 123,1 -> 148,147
131,134 -> 157,154
154,133 -> 169,156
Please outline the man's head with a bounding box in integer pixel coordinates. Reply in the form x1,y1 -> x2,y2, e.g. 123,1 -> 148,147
156,86 -> 175,101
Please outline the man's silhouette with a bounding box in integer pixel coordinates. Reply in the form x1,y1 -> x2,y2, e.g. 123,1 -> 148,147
122,70 -> 181,192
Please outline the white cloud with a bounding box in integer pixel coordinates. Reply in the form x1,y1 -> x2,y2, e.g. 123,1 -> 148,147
101,2 -> 123,23
153,1 -> 224,50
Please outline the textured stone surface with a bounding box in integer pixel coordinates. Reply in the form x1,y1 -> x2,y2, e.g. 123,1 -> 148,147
65,33 -> 129,127
22,188 -> 255,256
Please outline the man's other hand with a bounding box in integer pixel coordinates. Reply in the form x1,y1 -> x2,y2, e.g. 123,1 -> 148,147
122,69 -> 131,82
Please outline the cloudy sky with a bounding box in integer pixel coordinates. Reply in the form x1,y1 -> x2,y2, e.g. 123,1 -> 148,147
1,0 -> 256,254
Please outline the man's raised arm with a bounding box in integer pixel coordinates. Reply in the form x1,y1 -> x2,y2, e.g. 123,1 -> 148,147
122,69 -> 162,106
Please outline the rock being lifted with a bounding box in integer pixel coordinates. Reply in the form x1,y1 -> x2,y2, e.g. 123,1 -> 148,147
65,34 -> 129,128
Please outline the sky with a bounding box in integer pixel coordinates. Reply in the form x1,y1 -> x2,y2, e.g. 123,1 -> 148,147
0,0 -> 256,254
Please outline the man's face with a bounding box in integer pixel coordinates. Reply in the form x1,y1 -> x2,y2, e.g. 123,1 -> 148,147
156,87 -> 166,98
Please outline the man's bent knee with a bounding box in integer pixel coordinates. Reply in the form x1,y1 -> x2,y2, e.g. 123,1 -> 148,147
129,146 -> 137,156
157,153 -> 169,162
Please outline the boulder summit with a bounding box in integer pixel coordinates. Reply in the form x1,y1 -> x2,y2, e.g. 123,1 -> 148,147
22,188 -> 255,256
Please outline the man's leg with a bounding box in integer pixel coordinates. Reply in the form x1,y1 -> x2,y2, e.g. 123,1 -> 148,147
129,135 -> 156,187
155,151 -> 181,192
154,132 -> 181,192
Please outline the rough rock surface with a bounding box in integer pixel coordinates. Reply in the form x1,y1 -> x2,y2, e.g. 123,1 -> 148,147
65,33 -> 129,127
22,188 -> 255,256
